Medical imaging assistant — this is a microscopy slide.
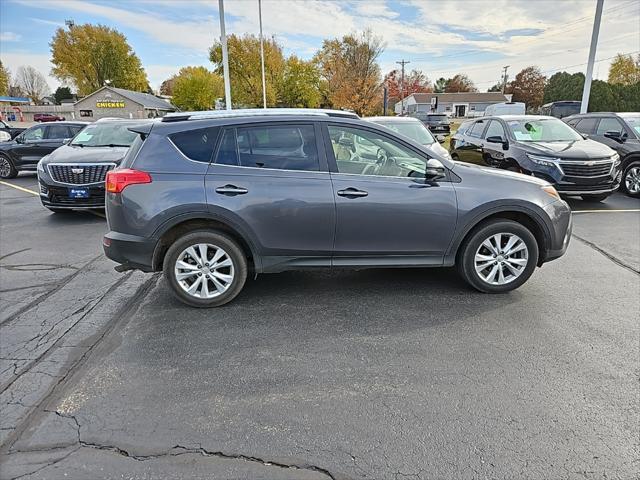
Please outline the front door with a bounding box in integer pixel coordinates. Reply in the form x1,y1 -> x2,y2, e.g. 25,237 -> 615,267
454,104 -> 467,117
324,124 -> 457,265
12,124 -> 49,168
205,123 -> 335,270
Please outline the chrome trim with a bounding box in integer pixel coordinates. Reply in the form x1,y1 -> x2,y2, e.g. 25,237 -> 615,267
209,161 -> 327,176
557,187 -> 619,195
46,162 -> 116,186
557,159 -> 614,178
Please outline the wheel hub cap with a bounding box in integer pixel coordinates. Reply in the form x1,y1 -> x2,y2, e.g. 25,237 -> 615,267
174,243 -> 235,299
474,233 -> 529,286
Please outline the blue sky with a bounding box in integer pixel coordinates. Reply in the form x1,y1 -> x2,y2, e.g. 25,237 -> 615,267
1,0 -> 638,94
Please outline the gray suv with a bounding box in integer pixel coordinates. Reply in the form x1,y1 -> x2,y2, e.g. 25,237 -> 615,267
103,109 -> 572,307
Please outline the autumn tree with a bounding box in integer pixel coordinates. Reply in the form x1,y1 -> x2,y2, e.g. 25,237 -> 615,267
50,24 -> 148,95
506,66 -> 546,110
0,61 -> 9,96
384,69 -> 432,99
210,34 -> 285,107
171,66 -> 223,111
160,76 -> 177,96
280,56 -> 322,108
608,53 -> 640,86
314,30 -> 385,116
444,74 -> 477,93
16,66 -> 49,104
487,82 -> 503,92
53,86 -> 73,104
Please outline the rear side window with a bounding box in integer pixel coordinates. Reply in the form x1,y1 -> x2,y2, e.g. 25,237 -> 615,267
574,118 -> 598,134
170,127 -> 220,162
236,124 -> 318,171
46,124 -> 70,139
215,129 -> 239,166
467,121 -> 486,138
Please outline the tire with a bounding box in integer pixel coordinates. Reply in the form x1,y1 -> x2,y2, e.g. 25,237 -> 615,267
0,154 -> 17,179
621,160 -> 640,198
457,219 -> 539,293
581,193 -> 610,202
163,230 -> 247,308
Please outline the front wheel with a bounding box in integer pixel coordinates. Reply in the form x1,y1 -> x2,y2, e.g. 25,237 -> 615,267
457,220 -> 539,293
0,155 -> 17,179
621,161 -> 640,197
163,230 -> 247,308
581,193 -> 610,202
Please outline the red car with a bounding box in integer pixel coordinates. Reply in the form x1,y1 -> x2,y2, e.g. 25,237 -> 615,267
34,113 -> 66,122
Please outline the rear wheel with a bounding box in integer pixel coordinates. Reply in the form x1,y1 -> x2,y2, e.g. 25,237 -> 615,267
621,161 -> 640,197
581,193 -> 610,202
457,219 -> 539,293
0,155 -> 17,179
163,230 -> 247,308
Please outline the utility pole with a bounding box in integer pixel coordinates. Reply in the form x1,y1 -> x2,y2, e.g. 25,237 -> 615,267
501,65 -> 510,94
396,59 -> 410,115
218,0 -> 232,110
581,0 -> 604,113
258,0 -> 267,109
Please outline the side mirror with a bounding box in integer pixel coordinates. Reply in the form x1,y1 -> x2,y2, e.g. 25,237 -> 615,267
603,130 -> 625,142
581,133 -> 589,139
486,135 -> 509,150
436,134 -> 446,144
425,158 -> 446,180
15,135 -> 24,144
63,138 -> 72,144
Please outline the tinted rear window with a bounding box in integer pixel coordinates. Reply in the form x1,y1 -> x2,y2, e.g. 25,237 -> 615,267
170,127 -> 220,162
236,125 -> 319,171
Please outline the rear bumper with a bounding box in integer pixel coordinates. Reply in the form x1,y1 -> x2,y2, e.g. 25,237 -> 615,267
103,231 -> 156,272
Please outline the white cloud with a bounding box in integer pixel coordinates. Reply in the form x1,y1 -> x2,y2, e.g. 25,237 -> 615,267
352,0 -> 399,19
0,52 -> 58,93
0,32 -> 22,42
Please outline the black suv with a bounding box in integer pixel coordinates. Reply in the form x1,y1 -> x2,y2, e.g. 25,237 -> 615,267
410,112 -> 451,134
0,121 -> 87,178
103,109 -> 572,308
565,112 -> 640,197
450,115 -> 621,202
37,119 -> 148,212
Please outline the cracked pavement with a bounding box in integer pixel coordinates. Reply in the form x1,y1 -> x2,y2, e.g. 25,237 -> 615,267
1,175 -> 639,479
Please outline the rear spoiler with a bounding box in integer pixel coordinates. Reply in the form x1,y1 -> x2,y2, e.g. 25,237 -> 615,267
128,123 -> 154,140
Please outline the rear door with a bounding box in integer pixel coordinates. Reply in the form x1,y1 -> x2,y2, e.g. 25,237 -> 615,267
205,122 -> 335,269
458,120 -> 487,164
481,119 -> 508,167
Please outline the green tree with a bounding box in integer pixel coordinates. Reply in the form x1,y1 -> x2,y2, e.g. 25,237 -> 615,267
434,77 -> 447,93
171,66 -> 223,111
507,66 -> 546,110
487,82 -> 503,92
280,56 -> 322,108
543,72 -> 584,103
444,74 -> 477,93
50,24 -> 148,95
608,53 -> 640,86
210,34 -> 285,107
53,86 -> 73,104
0,61 -> 9,96
314,29 -> 385,115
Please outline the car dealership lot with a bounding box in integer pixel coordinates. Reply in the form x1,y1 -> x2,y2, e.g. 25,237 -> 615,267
1,174 -> 638,479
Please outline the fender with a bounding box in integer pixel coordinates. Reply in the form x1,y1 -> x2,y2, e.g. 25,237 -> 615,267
443,200 -> 553,265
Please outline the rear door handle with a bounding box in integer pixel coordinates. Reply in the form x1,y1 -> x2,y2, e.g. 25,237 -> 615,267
215,185 -> 248,195
337,188 -> 368,198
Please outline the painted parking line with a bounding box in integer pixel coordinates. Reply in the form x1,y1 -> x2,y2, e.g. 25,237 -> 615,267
572,209 -> 640,214
0,180 -> 106,218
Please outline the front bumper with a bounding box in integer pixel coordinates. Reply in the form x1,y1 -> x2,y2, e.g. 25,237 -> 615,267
540,199 -> 572,264
525,161 -> 621,197
39,180 -> 107,209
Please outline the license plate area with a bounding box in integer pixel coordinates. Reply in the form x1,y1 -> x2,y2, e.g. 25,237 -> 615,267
68,188 -> 89,199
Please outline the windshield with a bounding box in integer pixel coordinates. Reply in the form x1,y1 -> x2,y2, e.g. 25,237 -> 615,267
376,121 -> 435,145
70,123 -> 138,147
622,116 -> 640,136
507,118 -> 583,142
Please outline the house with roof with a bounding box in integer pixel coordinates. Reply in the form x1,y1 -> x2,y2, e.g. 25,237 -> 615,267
395,92 -> 512,118
73,86 -> 176,120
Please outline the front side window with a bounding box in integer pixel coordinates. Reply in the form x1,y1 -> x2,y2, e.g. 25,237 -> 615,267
328,125 -> 429,178
236,124 -> 318,171
596,118 -> 624,135
169,127 -> 220,162
467,121 -> 486,138
23,126 -> 45,141
484,120 -> 506,140
507,118 -> 582,142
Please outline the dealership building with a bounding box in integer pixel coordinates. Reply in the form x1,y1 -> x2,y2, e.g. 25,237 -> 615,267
395,92 -> 512,117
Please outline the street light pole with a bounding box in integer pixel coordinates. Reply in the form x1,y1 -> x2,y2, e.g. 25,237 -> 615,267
580,0 -> 604,113
218,0 -> 232,110
258,0 -> 267,109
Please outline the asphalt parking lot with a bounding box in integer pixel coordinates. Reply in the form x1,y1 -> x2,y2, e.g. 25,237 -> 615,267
1,173 -> 639,480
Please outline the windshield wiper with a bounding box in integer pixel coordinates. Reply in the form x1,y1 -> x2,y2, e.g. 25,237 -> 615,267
92,144 -> 130,147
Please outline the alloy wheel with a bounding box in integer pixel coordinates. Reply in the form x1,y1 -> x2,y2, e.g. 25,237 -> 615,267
625,166 -> 640,195
0,157 -> 11,178
174,243 -> 235,299
474,233 -> 529,285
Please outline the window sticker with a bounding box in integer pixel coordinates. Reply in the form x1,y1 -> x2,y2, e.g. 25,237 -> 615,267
74,130 -> 94,142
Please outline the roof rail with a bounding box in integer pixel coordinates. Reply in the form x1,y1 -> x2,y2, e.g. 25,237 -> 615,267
161,108 -> 359,122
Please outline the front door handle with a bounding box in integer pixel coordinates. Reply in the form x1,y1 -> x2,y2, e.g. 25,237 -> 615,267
337,187 -> 368,198
215,185 -> 248,195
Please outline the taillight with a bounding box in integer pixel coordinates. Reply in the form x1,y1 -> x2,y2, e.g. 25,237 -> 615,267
106,169 -> 152,193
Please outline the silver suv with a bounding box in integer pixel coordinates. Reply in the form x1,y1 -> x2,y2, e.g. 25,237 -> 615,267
103,109 -> 572,307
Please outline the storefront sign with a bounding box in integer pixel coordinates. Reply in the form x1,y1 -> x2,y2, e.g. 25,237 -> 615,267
96,101 -> 125,108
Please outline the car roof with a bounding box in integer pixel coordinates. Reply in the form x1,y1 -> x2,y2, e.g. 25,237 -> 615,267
481,115 -> 556,121
31,121 -> 89,126
365,116 -> 421,123
162,108 -> 358,123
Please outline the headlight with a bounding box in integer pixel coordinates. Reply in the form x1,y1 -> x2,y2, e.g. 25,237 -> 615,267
37,159 -> 45,173
612,153 -> 621,167
526,154 -> 560,168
